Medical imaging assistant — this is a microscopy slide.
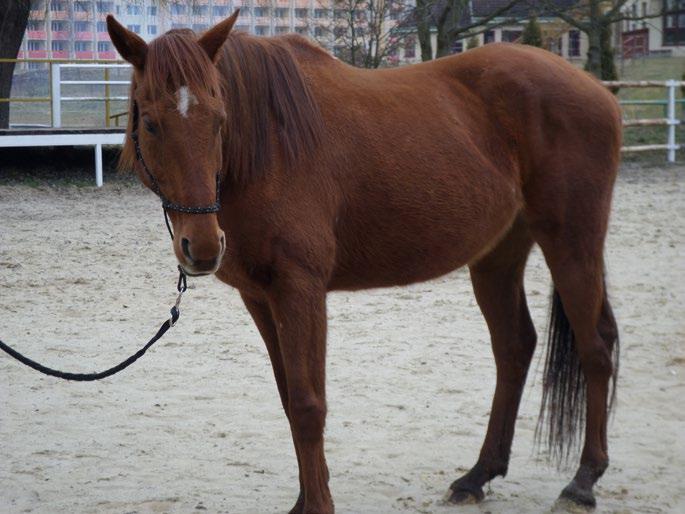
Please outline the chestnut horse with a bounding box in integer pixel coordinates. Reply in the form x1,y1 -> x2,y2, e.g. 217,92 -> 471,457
107,11 -> 621,513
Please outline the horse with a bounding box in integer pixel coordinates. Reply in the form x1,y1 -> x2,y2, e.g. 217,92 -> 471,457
106,11 -> 621,513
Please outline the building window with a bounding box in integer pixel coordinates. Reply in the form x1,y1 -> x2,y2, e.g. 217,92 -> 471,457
127,24 -> 141,34
315,9 -> 327,18
75,41 -> 90,51
569,29 -> 581,57
50,1 -> 64,12
254,7 -> 269,17
126,5 -> 142,15
275,8 -> 288,18
96,1 -> 113,13
51,40 -> 65,51
51,21 -> 67,32
74,2 -> 89,12
148,25 -> 157,35
255,25 -> 269,36
74,21 -> 90,32
98,41 -> 111,52
192,24 -> 209,32
315,26 -> 325,37
192,5 -> 208,16
295,8 -> 308,18
27,20 -> 42,31
235,25 -> 249,33
484,30 -> 495,44
148,6 -> 157,16
501,30 -> 521,43
170,3 -> 186,15
275,26 -> 289,35
213,6 -> 229,16
171,23 -> 185,29
97,21 -> 107,32
295,27 -> 308,35
28,41 -> 43,51
451,39 -> 463,53
404,37 -> 416,58
663,0 -> 685,45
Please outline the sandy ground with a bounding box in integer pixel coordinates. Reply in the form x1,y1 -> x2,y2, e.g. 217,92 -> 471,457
0,164 -> 683,514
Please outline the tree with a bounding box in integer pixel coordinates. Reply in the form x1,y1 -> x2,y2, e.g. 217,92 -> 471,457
521,15 -> 542,47
540,0 -> 667,80
316,0 -> 414,68
416,0 -> 524,61
0,1 -> 31,128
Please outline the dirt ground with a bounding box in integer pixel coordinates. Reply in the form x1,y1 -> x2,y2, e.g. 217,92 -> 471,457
0,163 -> 683,514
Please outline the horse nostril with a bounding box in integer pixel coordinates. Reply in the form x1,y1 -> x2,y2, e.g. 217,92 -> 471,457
181,237 -> 193,262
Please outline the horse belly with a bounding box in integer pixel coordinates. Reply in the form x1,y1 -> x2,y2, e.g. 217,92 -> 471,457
329,164 -> 521,290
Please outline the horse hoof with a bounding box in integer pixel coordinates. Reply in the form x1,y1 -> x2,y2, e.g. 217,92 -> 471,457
555,481 -> 596,511
444,486 -> 485,504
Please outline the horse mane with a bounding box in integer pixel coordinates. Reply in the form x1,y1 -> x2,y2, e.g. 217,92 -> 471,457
216,32 -> 324,184
120,29 -> 324,185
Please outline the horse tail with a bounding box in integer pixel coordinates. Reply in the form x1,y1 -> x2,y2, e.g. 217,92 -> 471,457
535,278 -> 619,466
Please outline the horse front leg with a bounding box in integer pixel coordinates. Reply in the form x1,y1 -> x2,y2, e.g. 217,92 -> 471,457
241,293 -> 305,513
267,275 -> 332,514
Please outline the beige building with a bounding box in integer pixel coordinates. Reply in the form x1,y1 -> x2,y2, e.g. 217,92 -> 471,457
621,0 -> 685,57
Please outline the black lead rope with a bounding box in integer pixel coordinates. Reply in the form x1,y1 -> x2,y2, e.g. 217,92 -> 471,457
0,265 -> 187,382
0,99 -> 223,382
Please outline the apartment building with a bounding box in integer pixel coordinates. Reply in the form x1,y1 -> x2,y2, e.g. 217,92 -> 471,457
17,0 -> 343,66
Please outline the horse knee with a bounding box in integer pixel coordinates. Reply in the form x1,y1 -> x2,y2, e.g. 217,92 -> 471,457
289,392 -> 327,442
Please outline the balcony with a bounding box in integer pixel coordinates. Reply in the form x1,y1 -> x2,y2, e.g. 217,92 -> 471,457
75,32 -> 94,41
51,50 -> 68,58
27,50 -> 48,59
51,31 -> 69,40
75,51 -> 95,59
50,11 -> 69,21
27,30 -> 47,39
97,50 -> 118,60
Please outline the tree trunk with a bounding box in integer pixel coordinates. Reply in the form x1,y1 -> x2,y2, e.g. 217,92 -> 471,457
0,0 -> 31,129
435,23 -> 452,59
599,22 -> 618,81
416,0 -> 433,61
584,27 -> 602,78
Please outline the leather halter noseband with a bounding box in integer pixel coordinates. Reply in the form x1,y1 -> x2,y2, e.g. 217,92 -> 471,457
130,100 -> 221,216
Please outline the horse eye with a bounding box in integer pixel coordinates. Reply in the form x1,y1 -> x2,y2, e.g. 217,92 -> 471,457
143,116 -> 157,134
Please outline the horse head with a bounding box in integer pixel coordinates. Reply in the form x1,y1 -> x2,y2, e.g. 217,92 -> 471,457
107,12 -> 239,276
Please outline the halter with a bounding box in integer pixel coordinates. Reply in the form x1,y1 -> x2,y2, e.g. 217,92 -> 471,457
130,100 -> 221,222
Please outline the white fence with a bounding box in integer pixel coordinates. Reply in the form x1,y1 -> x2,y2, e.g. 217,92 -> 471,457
603,80 -> 683,163
50,62 -> 131,128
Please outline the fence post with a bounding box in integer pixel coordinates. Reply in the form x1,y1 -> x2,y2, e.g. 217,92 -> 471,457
104,67 -> 111,127
51,63 -> 61,128
95,143 -> 103,187
666,79 -> 677,163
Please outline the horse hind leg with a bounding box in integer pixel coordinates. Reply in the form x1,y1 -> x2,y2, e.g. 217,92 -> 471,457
447,215 -> 537,503
527,168 -> 620,508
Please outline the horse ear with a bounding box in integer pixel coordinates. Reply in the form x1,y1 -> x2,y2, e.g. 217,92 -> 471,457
198,10 -> 239,62
107,15 -> 147,70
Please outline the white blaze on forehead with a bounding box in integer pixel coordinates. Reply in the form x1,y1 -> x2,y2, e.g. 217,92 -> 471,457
176,86 -> 197,117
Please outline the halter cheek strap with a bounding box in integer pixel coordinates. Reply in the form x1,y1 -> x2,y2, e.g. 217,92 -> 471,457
130,100 -> 221,216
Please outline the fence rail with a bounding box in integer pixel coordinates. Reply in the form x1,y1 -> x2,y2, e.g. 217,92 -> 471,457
602,79 -> 683,162
0,60 -> 682,163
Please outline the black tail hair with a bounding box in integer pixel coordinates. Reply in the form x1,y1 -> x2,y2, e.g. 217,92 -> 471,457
535,284 -> 619,467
